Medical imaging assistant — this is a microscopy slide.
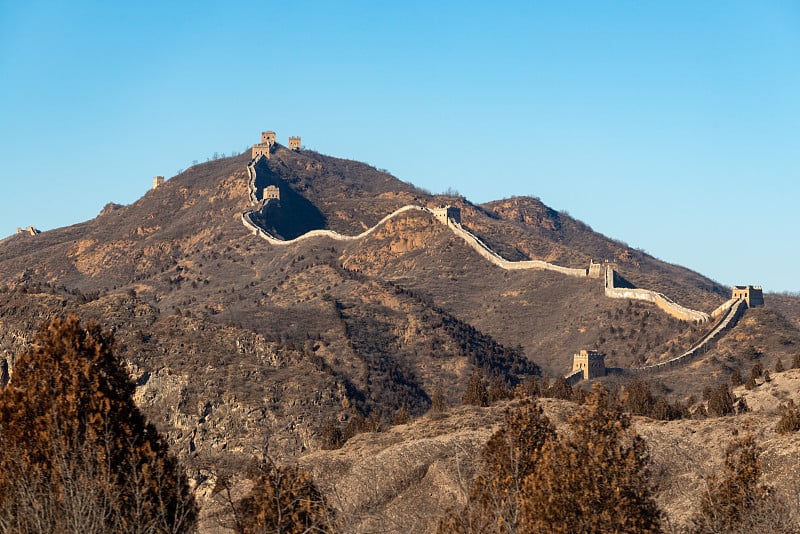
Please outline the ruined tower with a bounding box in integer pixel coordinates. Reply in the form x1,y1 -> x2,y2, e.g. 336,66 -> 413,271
288,136 -> 301,150
152,176 -> 165,190
588,260 -> 604,278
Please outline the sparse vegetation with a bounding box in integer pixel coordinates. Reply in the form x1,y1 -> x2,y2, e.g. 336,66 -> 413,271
462,369 -> 489,407
438,400 -> 555,533
775,400 -> 800,435
690,434 -> 795,533
522,384 -> 663,533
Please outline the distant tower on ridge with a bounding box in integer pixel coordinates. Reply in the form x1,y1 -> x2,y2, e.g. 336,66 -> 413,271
252,130 -> 276,159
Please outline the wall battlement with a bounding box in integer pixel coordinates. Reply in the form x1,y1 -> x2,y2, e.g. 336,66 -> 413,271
588,260 -> 605,279
16,226 -> 40,236
605,267 -> 710,323
261,131 -> 276,145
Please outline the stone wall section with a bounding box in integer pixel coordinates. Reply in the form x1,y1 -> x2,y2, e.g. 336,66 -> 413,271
628,298 -> 747,375
565,369 -> 585,386
605,267 -> 710,323
243,202 -> 429,246
710,298 -> 738,319
569,298 -> 747,382
246,155 -> 262,205
447,220 -> 590,277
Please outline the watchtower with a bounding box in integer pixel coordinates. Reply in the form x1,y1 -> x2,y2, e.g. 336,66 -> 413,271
252,130 -> 277,159
588,260 -> 604,278
288,136 -> 301,150
263,185 -> 280,201
153,176 -> 165,190
571,350 -> 606,380
432,205 -> 461,226
261,131 -> 276,145
732,285 -> 764,308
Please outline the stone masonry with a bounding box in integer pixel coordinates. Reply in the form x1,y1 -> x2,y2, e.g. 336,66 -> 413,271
732,285 -> 764,308
252,130 -> 277,159
431,206 -> 461,226
571,350 -> 606,380
263,185 -> 280,201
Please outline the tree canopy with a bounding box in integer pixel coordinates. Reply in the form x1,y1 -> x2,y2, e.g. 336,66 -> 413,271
0,315 -> 196,533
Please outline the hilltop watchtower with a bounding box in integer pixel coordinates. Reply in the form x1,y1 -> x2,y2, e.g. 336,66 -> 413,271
261,131 -> 276,145
571,350 -> 606,380
732,285 -> 764,308
152,176 -> 164,190
252,130 -> 277,159
288,136 -> 301,150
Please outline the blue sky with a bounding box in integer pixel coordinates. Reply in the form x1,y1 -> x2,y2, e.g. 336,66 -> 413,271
1,1 -> 798,292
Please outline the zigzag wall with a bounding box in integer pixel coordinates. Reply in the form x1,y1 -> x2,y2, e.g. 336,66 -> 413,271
622,298 -> 747,375
242,158 -> 719,325
242,156 -> 754,380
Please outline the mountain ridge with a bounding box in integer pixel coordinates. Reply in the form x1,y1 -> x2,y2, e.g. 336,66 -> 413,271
2,140 -> 799,530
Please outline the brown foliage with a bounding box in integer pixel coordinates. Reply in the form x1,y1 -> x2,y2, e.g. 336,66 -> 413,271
236,458 -> 332,534
462,369 -> 489,407
521,384 -> 663,533
730,368 -> 743,387
543,375 -> 574,401
690,434 -> 796,533
706,383 -> 736,417
438,400 -> 555,533
775,400 -> 800,435
620,378 -> 689,420
0,315 -> 196,533
320,419 -> 344,450
429,385 -> 448,414
440,386 -> 663,533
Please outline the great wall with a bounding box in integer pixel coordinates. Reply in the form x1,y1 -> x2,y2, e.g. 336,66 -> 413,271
240,132 -> 765,383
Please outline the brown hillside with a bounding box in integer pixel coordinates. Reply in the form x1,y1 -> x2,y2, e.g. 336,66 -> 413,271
1,143 -> 798,526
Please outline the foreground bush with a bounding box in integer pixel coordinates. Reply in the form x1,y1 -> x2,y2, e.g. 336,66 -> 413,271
0,315 -> 196,533
690,434 -> 796,533
237,458 -> 332,534
522,384 -> 662,533
440,385 -> 663,533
